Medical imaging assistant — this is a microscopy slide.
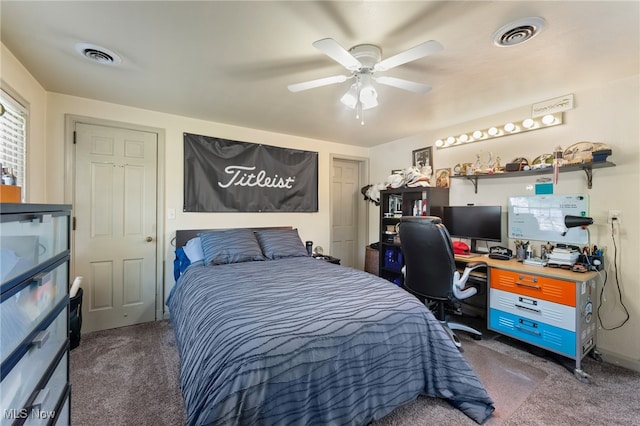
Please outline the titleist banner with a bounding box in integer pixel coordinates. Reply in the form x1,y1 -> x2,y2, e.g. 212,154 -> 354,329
184,133 -> 318,212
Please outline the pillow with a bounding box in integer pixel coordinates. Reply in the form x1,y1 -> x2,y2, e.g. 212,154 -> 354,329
255,229 -> 308,260
173,247 -> 191,281
198,228 -> 265,265
183,237 -> 204,263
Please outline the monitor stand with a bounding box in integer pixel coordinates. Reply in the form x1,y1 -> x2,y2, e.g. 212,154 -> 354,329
469,239 -> 479,254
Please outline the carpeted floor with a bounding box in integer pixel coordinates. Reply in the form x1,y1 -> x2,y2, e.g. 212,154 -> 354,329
70,320 -> 640,426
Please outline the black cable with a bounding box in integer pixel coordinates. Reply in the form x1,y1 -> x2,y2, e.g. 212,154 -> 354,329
597,219 -> 629,330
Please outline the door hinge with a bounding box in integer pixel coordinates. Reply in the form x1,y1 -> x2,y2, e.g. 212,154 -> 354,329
72,216 -> 76,231
73,131 -> 76,144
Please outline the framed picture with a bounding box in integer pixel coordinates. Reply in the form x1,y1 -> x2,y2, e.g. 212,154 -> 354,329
435,168 -> 451,188
412,147 -> 433,170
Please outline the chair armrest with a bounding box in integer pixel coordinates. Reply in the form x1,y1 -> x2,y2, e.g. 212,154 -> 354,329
453,261 -> 487,299
465,261 -> 487,271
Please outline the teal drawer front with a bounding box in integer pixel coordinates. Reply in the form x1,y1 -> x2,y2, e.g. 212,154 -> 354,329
489,308 -> 576,357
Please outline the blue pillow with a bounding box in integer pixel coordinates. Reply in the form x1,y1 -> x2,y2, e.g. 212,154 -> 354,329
255,229 -> 308,259
173,247 -> 191,281
199,229 -> 265,265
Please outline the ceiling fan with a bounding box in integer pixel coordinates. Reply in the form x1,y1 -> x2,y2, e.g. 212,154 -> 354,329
288,38 -> 443,123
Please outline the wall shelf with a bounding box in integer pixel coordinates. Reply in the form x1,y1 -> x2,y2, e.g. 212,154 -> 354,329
450,161 -> 615,193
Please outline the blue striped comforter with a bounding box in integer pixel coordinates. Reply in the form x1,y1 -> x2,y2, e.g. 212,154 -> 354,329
167,257 -> 494,425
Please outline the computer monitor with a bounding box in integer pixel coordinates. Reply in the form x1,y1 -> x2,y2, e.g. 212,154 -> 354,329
442,205 -> 502,253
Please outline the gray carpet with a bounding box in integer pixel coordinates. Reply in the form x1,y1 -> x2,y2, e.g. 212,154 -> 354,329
70,320 -> 640,426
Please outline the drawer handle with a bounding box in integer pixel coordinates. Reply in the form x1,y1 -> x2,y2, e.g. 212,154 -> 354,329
515,325 -> 541,336
31,388 -> 50,410
31,330 -> 50,349
515,282 -> 541,290
32,271 -> 52,287
515,304 -> 541,314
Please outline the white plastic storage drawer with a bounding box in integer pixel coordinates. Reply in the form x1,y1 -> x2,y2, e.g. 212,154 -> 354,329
0,306 -> 68,425
24,352 -> 69,425
0,259 -> 68,364
0,212 -> 69,285
53,393 -> 70,426
489,288 -> 576,331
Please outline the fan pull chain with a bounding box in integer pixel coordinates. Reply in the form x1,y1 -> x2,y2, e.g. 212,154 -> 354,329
355,84 -> 365,125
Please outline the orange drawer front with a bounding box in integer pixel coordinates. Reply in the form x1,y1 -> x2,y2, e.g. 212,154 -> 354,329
490,268 -> 576,307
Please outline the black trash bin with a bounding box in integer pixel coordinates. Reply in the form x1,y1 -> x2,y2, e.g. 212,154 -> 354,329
69,287 -> 83,350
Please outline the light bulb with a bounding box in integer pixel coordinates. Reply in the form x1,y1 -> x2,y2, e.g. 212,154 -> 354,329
459,134 -> 469,143
522,118 -> 535,129
504,122 -> 516,132
472,130 -> 483,139
542,114 -> 555,125
446,136 -> 456,145
488,127 -> 499,136
435,139 -> 444,147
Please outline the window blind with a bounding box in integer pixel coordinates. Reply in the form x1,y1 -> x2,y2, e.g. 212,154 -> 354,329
0,91 -> 27,189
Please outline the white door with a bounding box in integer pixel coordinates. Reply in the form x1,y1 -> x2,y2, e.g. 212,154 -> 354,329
331,159 -> 360,268
74,123 -> 158,333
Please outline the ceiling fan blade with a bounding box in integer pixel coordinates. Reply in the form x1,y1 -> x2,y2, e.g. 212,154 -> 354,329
374,40 -> 443,72
287,75 -> 349,92
375,76 -> 432,93
312,38 -> 362,71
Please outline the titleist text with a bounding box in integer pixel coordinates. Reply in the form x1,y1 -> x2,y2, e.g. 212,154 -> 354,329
218,165 -> 295,189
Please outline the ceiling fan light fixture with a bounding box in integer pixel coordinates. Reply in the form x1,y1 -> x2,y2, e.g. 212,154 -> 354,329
291,37 -> 441,121
341,76 -> 378,111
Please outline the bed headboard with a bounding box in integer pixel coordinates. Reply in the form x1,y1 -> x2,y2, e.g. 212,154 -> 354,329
175,226 -> 293,248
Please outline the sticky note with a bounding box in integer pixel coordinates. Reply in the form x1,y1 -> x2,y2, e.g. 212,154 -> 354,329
535,182 -> 553,195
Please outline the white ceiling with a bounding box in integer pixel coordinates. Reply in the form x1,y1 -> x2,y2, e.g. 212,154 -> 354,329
1,1 -> 638,147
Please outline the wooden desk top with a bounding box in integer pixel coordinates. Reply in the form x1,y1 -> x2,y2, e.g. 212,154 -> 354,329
455,254 -> 598,282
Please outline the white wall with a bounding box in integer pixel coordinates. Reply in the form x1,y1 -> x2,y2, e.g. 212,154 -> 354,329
1,45 -> 48,202
369,75 -> 640,372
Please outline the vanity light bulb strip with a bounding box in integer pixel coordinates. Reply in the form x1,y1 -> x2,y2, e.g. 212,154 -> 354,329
435,112 -> 563,149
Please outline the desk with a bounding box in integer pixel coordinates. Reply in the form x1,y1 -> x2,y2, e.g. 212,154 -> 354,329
456,254 -> 598,382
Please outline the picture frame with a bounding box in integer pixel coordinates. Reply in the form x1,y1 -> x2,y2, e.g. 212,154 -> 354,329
412,147 -> 433,170
435,168 -> 451,188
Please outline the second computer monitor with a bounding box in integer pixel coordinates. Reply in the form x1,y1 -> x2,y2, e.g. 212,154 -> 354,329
442,205 -> 502,253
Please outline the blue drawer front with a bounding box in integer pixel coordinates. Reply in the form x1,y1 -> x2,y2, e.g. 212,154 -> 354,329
489,308 -> 576,357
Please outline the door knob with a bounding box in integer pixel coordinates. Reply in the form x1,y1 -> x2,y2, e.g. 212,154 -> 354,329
146,236 -> 153,242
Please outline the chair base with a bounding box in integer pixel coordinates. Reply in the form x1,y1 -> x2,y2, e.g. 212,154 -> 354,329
440,320 -> 482,349
425,300 -> 482,348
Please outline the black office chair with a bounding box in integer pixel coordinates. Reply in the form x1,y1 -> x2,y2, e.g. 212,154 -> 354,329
399,216 -> 486,348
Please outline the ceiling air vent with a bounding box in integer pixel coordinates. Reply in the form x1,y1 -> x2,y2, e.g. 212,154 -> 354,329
74,42 -> 122,65
492,17 -> 545,47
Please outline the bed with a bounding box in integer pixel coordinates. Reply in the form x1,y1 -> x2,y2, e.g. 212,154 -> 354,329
167,227 -> 494,425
